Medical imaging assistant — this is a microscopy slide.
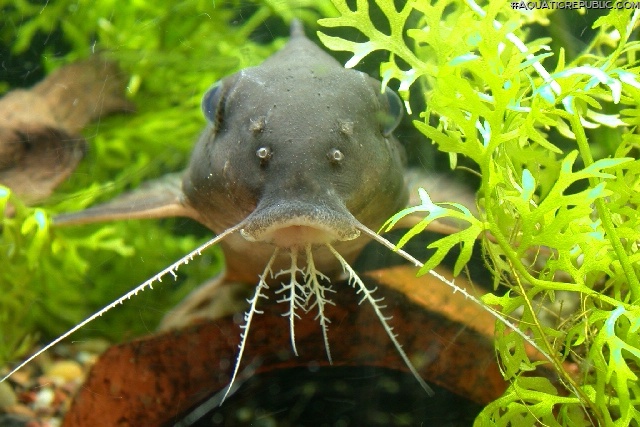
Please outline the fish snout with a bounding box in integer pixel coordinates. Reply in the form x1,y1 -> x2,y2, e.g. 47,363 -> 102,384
240,199 -> 360,248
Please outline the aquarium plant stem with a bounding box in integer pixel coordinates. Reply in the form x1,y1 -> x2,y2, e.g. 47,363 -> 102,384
507,257 -> 602,424
569,109 -> 640,303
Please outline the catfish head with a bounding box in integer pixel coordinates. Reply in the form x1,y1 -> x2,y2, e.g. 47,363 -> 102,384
55,22 -> 407,283
182,21 -> 408,281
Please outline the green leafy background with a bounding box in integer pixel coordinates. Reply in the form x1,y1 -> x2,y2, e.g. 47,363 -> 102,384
1,0 -> 639,425
319,0 -> 639,424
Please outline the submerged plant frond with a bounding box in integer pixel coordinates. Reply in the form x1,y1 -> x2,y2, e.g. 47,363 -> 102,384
383,187 -> 484,276
321,1 -> 640,423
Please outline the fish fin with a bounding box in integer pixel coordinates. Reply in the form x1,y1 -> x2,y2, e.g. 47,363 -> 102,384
289,18 -> 305,39
54,172 -> 199,226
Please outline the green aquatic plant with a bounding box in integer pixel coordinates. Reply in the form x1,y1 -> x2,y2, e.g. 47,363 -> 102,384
320,0 -> 639,424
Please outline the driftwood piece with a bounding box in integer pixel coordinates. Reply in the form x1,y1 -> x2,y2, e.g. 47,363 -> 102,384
0,58 -> 132,204
62,265 -> 508,426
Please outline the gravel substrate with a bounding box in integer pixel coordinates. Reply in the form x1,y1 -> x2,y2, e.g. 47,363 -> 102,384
0,340 -> 110,427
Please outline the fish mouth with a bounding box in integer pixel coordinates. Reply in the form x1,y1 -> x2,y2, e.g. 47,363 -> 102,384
240,200 -> 360,248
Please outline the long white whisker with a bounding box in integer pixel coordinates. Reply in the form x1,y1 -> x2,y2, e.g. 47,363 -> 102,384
221,247 -> 279,404
1,221 -> 245,384
326,243 -> 435,397
305,244 -> 334,364
354,222 -> 554,364
287,251 -> 301,355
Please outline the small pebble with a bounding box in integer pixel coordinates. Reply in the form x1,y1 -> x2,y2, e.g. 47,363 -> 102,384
0,381 -> 17,410
44,361 -> 83,383
33,388 -> 54,412
75,351 -> 97,367
2,340 -> 107,426
4,403 -> 36,418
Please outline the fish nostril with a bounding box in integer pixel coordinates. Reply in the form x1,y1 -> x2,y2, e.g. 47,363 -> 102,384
328,148 -> 344,163
338,120 -> 354,136
250,116 -> 266,134
256,147 -> 272,163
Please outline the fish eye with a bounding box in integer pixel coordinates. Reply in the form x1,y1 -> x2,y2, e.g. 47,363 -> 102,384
201,82 -> 222,125
256,146 -> 272,162
379,89 -> 403,136
328,148 -> 344,163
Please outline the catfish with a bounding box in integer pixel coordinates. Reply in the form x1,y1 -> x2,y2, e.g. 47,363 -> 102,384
54,21 -> 408,285
3,20 -> 483,400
